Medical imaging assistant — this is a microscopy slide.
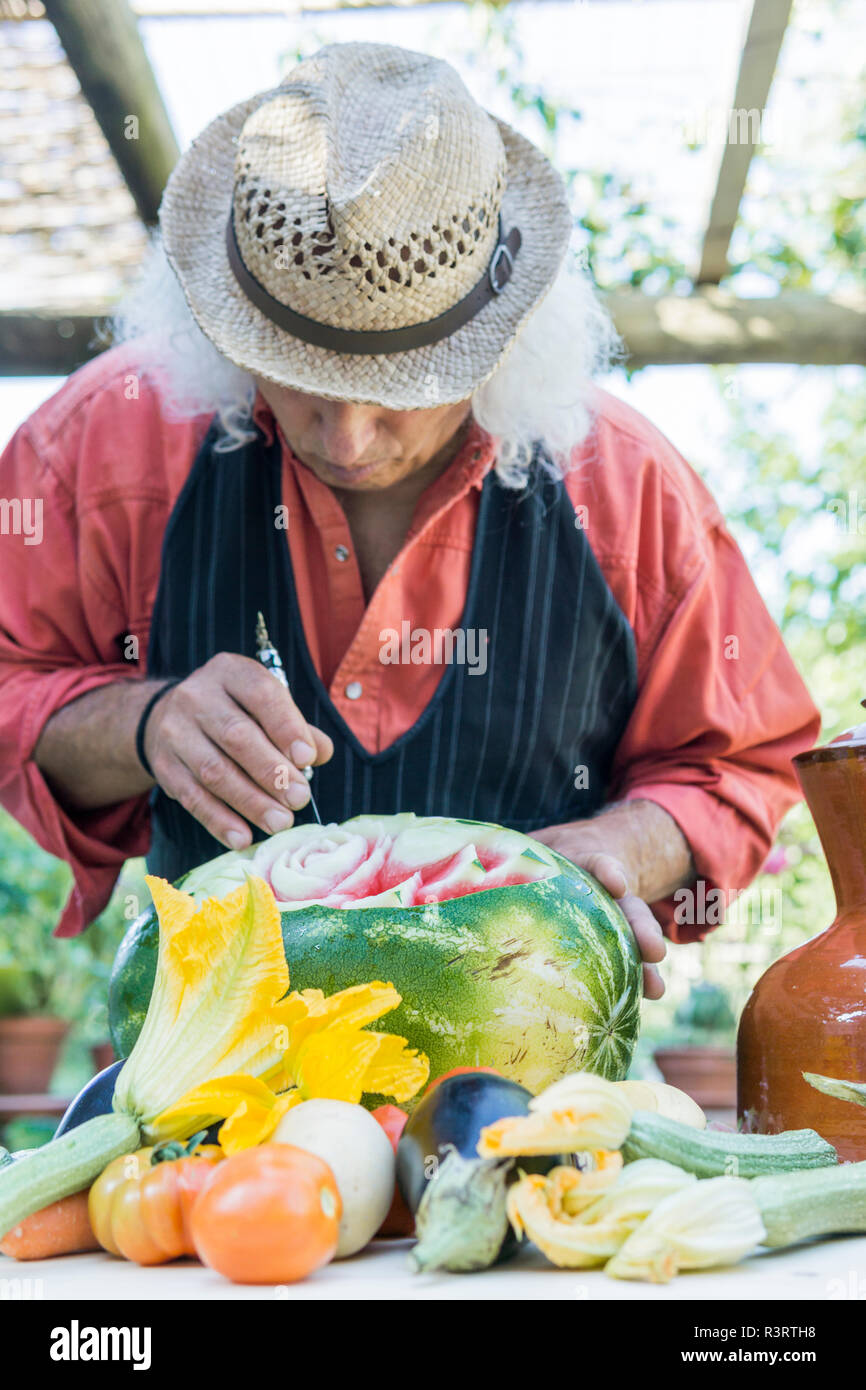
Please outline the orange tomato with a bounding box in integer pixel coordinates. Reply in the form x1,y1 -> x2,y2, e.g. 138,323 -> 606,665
371,1104 -> 414,1238
89,1140 -> 223,1266
425,1066 -> 502,1095
190,1144 -> 341,1285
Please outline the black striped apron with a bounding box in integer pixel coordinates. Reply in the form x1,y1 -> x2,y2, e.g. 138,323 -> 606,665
145,419 -> 638,881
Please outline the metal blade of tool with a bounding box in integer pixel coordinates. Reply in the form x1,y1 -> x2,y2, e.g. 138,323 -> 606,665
255,611 -> 323,825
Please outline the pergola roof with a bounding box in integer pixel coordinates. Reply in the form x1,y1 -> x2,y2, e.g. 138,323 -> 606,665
0,12 -> 149,315
1,0 -> 864,374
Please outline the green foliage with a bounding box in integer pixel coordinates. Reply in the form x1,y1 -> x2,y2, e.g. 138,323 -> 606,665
673,982 -> 737,1043
475,0 -> 689,292
0,809 -> 139,1049
2,1117 -> 57,1153
728,84 -> 866,294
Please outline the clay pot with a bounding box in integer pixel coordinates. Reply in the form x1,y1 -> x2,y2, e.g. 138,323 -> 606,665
654,1045 -> 737,1109
738,724 -> 866,1160
0,1016 -> 69,1094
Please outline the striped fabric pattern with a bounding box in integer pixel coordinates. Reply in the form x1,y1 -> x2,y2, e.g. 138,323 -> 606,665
146,420 -> 638,883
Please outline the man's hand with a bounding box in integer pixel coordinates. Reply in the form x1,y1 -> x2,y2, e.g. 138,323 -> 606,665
529,800 -> 695,1000
144,653 -> 334,849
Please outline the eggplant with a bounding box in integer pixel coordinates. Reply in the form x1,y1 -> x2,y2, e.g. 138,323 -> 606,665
53,1060 -> 126,1137
396,1073 -> 555,1214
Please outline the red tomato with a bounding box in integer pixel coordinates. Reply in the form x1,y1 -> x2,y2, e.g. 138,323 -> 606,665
424,1066 -> 502,1095
371,1103 -> 408,1149
371,1104 -> 414,1238
190,1144 -> 341,1285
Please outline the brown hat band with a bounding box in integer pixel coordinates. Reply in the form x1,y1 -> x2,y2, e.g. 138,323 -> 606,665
226,211 -> 522,357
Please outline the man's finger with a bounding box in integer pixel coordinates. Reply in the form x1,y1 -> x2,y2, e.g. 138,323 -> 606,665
571,850 -> 629,899
643,963 -> 665,1000
219,655 -> 323,768
619,892 -> 667,965
309,728 -> 335,767
158,758 -> 259,850
179,731 -> 305,834
201,701 -> 313,808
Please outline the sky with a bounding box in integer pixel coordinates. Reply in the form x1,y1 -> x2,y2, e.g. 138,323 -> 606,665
2,0 -> 862,577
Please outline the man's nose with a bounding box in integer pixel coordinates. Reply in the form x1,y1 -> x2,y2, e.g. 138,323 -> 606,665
316,403 -> 380,466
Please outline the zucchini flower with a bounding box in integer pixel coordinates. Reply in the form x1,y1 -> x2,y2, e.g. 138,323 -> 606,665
478,1072 -> 633,1158
153,981 -> 430,1153
507,1157 -> 694,1269
605,1176 -> 766,1283
115,875 -> 301,1133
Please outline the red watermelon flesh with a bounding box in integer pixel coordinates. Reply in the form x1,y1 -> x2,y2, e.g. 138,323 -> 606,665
229,816 -> 559,910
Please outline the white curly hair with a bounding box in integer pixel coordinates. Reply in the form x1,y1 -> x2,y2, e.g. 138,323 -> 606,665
107,231 -> 620,489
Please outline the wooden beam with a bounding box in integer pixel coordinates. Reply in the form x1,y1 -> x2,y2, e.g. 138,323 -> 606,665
4,292 -> 866,375
695,0 -> 793,286
40,0 -> 180,226
605,287 -> 866,368
0,313 -> 106,376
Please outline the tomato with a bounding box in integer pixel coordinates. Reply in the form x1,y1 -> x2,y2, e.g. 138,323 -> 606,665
425,1066 -> 501,1095
371,1104 -> 414,1238
371,1103 -> 408,1150
190,1144 -> 341,1285
88,1138 -> 223,1266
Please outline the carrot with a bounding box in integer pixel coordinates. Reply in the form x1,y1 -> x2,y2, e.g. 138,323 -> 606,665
0,1188 -> 99,1261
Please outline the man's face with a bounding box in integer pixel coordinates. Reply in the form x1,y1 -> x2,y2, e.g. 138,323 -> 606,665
254,378 -> 472,492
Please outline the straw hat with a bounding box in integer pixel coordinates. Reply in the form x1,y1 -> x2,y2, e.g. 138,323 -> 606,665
160,41 -> 572,411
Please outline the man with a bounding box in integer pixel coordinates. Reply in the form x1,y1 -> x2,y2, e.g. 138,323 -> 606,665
0,43 -> 819,999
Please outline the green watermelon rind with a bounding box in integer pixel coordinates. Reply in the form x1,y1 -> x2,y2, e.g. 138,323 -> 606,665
108,825 -> 641,1093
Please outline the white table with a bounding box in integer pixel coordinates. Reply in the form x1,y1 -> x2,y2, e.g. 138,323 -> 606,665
5,1235 -> 866,1301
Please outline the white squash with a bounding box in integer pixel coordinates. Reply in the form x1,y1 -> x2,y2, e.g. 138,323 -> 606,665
616,1080 -> 707,1130
272,1099 -> 395,1257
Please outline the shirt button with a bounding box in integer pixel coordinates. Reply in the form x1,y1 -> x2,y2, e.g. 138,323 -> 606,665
334,544 -> 350,562
345,680 -> 363,700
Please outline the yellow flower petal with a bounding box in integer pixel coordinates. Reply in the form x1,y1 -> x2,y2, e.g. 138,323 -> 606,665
218,1092 -> 301,1155
293,1026 -> 429,1104
294,1027 -> 382,1104
280,982 -> 403,1068
151,1075 -> 275,1141
115,876 -> 294,1133
356,1032 -> 430,1103
152,1074 -> 303,1152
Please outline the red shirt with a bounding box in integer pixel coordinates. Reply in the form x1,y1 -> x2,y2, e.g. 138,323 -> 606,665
0,343 -> 820,938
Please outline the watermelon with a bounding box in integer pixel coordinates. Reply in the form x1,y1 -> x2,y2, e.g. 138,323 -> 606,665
109,814 -> 641,1092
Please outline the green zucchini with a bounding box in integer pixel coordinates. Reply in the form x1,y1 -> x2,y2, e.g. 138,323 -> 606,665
751,1162 -> 866,1247
622,1110 -> 838,1178
0,1113 -> 139,1238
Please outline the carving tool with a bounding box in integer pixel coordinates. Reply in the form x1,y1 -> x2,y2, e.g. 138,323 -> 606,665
255,611 -> 322,825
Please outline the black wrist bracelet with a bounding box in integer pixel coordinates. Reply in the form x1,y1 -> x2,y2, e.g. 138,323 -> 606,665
135,679 -> 182,779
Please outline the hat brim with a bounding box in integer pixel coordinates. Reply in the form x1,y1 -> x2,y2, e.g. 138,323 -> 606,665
159,87 -> 572,411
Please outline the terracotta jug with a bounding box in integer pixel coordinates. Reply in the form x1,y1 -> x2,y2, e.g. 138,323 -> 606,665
737,721 -> 866,1160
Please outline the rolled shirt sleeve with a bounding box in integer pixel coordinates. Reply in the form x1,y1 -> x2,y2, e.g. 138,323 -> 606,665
0,421 -> 154,935
578,397 -> 821,941
614,527 -> 820,940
